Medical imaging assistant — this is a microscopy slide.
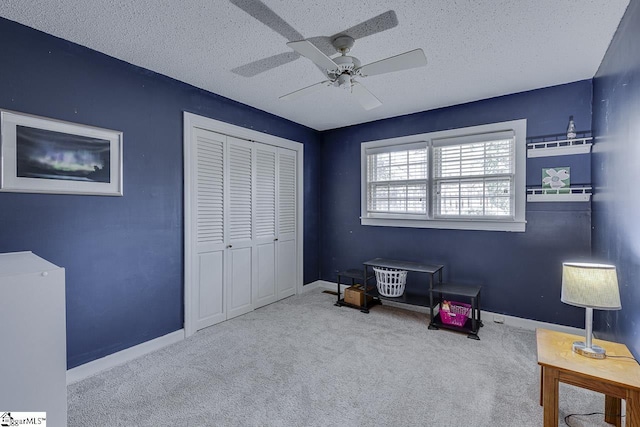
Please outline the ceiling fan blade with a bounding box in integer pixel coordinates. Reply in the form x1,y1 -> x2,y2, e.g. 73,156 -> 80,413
232,51 -> 300,77
280,80 -> 332,101
333,10 -> 399,41
303,36 -> 336,58
287,40 -> 338,73
229,1 -> 306,77
351,82 -> 382,110
289,11 -> 400,60
230,0 -> 303,41
358,49 -> 427,77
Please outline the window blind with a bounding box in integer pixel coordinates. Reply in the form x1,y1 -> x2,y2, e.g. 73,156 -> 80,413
433,136 -> 514,218
367,145 -> 427,214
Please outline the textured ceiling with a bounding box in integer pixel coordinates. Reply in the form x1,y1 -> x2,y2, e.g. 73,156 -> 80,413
0,0 -> 630,131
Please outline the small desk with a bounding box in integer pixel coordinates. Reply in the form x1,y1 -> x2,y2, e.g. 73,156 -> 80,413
536,328 -> 640,427
362,258 -> 443,313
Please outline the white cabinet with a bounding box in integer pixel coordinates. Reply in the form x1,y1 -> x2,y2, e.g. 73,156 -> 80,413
188,127 -> 298,332
0,251 -> 67,426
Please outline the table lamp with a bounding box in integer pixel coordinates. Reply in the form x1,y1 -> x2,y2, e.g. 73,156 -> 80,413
561,262 -> 621,359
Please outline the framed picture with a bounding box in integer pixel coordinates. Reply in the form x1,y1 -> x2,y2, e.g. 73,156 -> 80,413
542,167 -> 570,194
0,110 -> 123,196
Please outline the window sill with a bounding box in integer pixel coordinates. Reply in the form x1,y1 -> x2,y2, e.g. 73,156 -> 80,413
360,217 -> 526,232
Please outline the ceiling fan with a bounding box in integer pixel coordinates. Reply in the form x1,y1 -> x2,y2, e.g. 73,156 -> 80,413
280,35 -> 428,110
230,0 -> 399,77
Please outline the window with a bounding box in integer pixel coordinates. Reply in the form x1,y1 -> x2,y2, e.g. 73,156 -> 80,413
367,143 -> 427,215
433,131 -> 515,218
361,120 -> 526,232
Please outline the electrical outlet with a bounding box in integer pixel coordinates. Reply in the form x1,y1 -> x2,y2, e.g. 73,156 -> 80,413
493,315 -> 505,324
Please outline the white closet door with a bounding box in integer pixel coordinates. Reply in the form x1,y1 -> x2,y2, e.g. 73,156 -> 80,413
277,148 -> 297,299
193,128 -> 226,329
185,114 -> 302,335
253,143 -> 278,308
226,137 -> 254,319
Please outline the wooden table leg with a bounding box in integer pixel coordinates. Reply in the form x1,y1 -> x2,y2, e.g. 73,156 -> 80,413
628,389 -> 640,427
604,395 -> 622,427
542,367 -> 559,427
540,367 -> 544,406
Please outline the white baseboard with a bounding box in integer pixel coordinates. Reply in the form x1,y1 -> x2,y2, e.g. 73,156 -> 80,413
314,280 -> 583,335
485,311 -> 583,335
300,280 -> 323,293
66,329 -> 185,384
314,279 -> 349,293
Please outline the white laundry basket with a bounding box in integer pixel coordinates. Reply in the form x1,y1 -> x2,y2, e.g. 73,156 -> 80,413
372,267 -> 408,297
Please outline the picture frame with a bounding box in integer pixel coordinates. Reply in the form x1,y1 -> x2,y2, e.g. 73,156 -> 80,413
0,110 -> 123,196
542,167 -> 570,194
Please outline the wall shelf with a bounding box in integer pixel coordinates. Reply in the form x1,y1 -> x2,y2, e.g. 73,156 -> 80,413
527,187 -> 592,202
527,132 -> 592,158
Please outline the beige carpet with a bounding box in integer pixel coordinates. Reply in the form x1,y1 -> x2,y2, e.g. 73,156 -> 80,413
68,289 -> 615,426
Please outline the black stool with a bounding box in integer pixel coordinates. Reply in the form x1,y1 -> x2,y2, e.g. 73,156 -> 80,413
334,268 -> 374,307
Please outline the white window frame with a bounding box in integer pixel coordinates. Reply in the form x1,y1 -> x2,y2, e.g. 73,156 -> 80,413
360,119 -> 527,232
366,141 -> 429,218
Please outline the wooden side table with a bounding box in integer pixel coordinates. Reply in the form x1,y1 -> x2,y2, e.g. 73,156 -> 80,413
536,328 -> 640,427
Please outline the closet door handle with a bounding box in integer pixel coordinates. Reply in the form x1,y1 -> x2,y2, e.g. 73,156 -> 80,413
226,245 -> 233,248
274,238 -> 278,241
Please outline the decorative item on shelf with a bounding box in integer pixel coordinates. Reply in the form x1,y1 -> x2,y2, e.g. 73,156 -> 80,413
372,267 -> 407,297
567,115 -> 577,140
561,262 -> 621,359
542,167 -> 570,194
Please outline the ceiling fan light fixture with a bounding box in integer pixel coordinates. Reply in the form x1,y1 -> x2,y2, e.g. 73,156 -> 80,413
337,73 -> 351,90
282,34 -> 427,110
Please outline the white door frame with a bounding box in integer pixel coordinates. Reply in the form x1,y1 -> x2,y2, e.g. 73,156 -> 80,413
183,112 -> 304,337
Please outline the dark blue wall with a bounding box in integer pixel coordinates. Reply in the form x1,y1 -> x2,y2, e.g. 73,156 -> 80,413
0,18 -> 321,368
1,10 -> 619,368
320,81 -> 594,327
592,0 -> 639,359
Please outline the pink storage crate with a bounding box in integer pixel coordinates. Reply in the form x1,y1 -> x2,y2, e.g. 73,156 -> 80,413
439,300 -> 471,327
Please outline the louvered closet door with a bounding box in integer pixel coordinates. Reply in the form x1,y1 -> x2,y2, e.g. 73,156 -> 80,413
225,137 -> 254,319
193,128 -> 226,330
253,143 -> 278,308
276,148 -> 297,299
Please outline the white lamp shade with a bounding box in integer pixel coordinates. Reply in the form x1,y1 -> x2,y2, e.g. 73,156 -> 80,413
561,262 -> 621,310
